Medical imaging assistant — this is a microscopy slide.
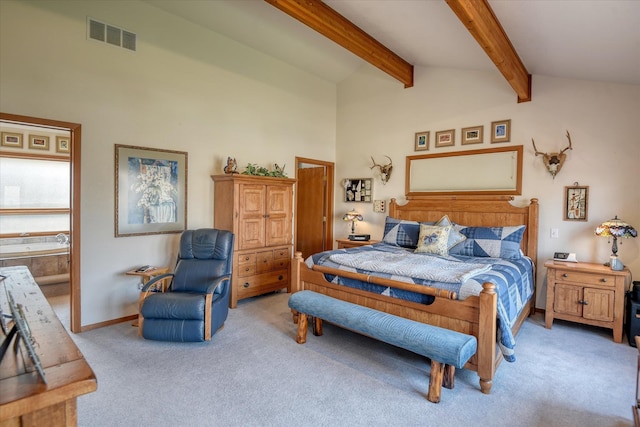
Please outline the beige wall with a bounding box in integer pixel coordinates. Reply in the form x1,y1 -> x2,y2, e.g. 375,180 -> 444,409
0,0 -> 337,325
336,65 -> 640,308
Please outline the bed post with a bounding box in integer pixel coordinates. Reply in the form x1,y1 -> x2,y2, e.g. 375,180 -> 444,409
528,198 -> 539,316
290,251 -> 304,323
477,282 -> 497,394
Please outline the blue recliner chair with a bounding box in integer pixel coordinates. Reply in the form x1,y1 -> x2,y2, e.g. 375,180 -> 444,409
138,229 -> 234,342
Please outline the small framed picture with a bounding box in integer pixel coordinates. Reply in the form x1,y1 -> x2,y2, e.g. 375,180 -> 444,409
1,132 -> 23,148
461,126 -> 484,145
564,185 -> 588,221
435,129 -> 455,148
28,134 -> 50,150
56,136 -> 70,153
343,178 -> 372,203
414,131 -> 429,151
491,119 -> 511,143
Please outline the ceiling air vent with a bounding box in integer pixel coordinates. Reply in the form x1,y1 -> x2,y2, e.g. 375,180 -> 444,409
87,17 -> 136,52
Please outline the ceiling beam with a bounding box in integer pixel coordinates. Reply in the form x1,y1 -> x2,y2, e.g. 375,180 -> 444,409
264,0 -> 414,88
446,0 -> 531,102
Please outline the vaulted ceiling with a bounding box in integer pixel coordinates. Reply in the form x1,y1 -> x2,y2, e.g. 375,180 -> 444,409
145,0 -> 640,100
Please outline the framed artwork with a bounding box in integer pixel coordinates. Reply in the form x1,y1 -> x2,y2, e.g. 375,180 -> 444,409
461,126 -> 484,145
491,119 -> 511,143
1,132 -> 23,148
343,178 -> 372,202
564,185 -> 588,221
414,131 -> 429,151
56,136 -> 70,153
435,129 -> 455,148
28,134 -> 50,150
115,144 -> 188,237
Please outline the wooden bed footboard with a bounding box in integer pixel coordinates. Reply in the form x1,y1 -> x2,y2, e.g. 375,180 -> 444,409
291,251 -> 507,394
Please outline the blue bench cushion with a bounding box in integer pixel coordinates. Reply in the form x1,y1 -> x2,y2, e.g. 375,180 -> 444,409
289,290 -> 477,369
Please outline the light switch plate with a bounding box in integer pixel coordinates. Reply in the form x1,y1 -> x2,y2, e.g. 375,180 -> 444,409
373,200 -> 386,213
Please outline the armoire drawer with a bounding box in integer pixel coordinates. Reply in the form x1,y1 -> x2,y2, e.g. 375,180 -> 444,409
237,270 -> 289,298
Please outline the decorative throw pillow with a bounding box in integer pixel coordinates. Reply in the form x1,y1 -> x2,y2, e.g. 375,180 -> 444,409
414,224 -> 452,256
434,215 -> 467,250
448,225 -> 526,259
382,217 -> 421,248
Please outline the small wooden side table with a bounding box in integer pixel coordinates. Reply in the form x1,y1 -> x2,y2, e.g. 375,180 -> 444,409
336,238 -> 380,249
126,266 -> 170,292
544,260 -> 631,343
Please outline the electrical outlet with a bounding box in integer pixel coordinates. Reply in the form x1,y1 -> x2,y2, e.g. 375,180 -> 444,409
373,200 -> 386,213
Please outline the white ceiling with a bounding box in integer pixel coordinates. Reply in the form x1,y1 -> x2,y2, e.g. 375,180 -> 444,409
145,0 -> 640,87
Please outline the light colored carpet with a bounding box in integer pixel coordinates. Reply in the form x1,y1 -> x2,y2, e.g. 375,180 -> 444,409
49,291 -> 637,427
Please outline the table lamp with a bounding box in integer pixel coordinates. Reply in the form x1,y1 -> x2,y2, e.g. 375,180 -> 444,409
342,209 -> 363,236
594,215 -> 637,270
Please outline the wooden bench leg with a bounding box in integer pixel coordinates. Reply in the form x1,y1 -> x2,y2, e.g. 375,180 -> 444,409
443,364 -> 455,390
427,360 -> 444,403
313,316 -> 323,336
296,313 -> 308,344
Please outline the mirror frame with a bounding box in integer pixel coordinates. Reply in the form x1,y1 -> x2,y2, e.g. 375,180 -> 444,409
405,145 -> 523,197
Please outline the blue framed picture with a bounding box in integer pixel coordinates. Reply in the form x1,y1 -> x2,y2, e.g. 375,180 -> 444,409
115,144 -> 188,237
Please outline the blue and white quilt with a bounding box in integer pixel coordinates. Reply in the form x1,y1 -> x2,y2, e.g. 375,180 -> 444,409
306,242 -> 534,362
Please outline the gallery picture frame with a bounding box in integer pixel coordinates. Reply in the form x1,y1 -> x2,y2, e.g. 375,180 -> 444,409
56,135 -> 71,153
115,144 -> 188,237
435,129 -> 455,148
1,131 -> 23,148
28,134 -> 50,150
461,125 -> 484,145
343,178 -> 373,203
564,185 -> 588,221
491,119 -> 511,143
414,131 -> 429,151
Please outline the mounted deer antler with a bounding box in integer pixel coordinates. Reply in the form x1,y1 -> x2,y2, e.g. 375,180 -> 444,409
532,131 -> 573,179
370,155 -> 393,185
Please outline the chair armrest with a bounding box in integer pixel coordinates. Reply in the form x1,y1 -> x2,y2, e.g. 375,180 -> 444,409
206,274 -> 231,294
141,273 -> 174,292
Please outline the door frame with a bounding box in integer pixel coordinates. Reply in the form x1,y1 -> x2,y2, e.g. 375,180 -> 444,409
0,112 -> 82,333
294,157 -> 334,255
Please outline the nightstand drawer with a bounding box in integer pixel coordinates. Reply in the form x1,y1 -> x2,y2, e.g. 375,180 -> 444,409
555,270 -> 614,286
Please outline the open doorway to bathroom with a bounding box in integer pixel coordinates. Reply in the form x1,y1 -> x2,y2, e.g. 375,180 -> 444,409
0,113 -> 82,332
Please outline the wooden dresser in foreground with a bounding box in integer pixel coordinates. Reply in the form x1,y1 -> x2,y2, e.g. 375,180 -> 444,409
544,260 -> 631,343
0,266 -> 96,426
212,174 -> 296,308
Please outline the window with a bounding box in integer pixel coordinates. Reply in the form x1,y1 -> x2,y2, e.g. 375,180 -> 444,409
0,156 -> 70,235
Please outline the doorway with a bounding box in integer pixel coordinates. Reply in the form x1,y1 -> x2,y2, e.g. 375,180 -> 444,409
0,112 -> 82,333
295,157 -> 334,258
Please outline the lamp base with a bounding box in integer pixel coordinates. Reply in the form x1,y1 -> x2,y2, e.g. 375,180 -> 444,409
609,255 -> 624,271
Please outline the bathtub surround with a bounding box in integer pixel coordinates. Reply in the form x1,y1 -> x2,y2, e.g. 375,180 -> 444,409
0,235 -> 70,286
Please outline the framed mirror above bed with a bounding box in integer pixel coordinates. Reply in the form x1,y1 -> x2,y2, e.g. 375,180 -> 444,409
406,145 -> 523,197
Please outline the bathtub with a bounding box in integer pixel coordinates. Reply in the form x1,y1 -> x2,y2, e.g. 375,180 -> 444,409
0,242 -> 69,259
0,241 -> 70,286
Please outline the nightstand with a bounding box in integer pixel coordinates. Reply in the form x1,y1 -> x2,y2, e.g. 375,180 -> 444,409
544,260 -> 631,343
336,238 -> 380,249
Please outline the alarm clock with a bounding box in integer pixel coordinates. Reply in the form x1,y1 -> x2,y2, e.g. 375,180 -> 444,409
553,252 -> 577,262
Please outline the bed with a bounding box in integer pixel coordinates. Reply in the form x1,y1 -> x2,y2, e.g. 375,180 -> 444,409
291,196 -> 539,394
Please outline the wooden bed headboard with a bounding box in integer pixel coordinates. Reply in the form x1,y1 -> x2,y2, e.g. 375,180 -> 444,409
388,196 -> 539,269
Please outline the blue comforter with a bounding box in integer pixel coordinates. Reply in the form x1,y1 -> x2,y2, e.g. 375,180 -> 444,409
305,242 -> 534,362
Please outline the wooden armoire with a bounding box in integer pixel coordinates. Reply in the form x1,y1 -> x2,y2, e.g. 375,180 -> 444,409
211,174 -> 296,308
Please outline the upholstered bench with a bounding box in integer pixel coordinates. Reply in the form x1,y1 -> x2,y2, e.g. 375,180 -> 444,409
288,290 -> 477,403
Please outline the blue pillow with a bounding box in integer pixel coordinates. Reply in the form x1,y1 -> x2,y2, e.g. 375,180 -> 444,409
449,225 -> 526,259
382,217 -> 421,248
